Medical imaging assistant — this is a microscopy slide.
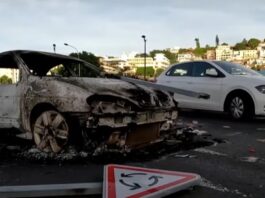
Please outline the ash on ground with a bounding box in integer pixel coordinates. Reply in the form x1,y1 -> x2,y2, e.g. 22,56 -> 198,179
0,121 -> 226,163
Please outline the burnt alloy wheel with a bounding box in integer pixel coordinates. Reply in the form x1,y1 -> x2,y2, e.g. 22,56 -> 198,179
228,94 -> 253,120
33,110 -> 69,153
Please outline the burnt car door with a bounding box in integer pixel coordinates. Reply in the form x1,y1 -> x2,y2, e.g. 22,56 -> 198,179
0,54 -> 22,128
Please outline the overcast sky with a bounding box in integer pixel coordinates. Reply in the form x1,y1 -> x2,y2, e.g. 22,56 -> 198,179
0,0 -> 265,56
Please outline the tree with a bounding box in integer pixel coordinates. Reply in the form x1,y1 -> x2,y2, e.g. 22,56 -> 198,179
234,42 -> 247,50
215,35 -> 219,46
242,38 -> 248,45
195,38 -> 200,49
247,38 -> 261,49
193,48 -> 207,56
70,51 -> 100,67
234,38 -> 248,50
135,53 -> 146,57
0,75 -> 12,84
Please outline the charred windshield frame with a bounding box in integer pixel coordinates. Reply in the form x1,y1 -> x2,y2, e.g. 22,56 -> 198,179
14,51 -> 102,78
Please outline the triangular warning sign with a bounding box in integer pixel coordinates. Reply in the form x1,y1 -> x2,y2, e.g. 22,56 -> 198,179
103,164 -> 201,198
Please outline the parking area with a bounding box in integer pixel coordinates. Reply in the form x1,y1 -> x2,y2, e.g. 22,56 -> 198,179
0,110 -> 264,197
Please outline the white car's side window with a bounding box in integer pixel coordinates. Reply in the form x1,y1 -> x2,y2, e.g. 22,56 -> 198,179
166,63 -> 192,77
192,62 -> 215,77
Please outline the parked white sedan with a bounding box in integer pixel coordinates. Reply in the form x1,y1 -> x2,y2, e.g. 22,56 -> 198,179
157,61 -> 265,119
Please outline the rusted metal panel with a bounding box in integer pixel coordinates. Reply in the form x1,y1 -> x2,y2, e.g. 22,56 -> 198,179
126,123 -> 161,147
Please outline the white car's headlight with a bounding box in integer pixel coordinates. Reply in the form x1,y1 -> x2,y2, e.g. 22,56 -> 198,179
256,85 -> 265,94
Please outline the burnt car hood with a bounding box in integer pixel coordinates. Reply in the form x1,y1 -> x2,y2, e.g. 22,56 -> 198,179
57,77 -> 174,109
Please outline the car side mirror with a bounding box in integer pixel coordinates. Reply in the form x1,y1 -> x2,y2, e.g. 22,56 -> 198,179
205,68 -> 218,77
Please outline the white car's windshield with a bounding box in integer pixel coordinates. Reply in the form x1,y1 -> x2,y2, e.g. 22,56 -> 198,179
213,61 -> 261,76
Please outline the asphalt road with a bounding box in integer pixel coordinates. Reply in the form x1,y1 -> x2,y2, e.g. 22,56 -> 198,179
0,110 -> 265,198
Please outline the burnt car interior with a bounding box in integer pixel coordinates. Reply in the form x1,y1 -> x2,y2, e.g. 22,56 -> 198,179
18,51 -> 100,77
0,53 -> 20,84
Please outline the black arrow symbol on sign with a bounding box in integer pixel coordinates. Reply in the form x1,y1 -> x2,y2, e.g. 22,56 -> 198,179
148,175 -> 163,186
121,173 -> 147,178
119,179 -> 142,190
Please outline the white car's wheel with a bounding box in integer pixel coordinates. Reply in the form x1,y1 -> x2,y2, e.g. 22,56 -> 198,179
33,110 -> 69,153
228,94 -> 253,120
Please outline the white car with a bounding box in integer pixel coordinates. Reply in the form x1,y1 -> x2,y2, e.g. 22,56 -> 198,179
157,61 -> 265,120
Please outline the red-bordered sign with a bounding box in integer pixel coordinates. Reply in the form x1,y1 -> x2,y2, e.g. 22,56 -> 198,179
103,164 -> 201,198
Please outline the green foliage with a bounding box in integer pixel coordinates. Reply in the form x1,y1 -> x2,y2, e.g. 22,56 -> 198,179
248,38 -> 261,49
70,51 -> 100,67
136,67 -> 154,77
234,42 -> 247,50
155,68 -> 165,76
135,53 -> 146,57
149,50 -> 177,64
193,48 -> 207,56
0,75 -> 12,84
178,48 -> 191,53
234,38 -> 260,50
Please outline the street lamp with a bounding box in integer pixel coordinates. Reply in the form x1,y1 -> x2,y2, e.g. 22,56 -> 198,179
52,44 -> 56,53
64,43 -> 80,77
141,35 -> 147,80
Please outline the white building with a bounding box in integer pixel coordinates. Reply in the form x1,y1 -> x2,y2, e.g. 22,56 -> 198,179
153,53 -> 170,69
177,53 -> 195,62
168,47 -> 180,54
216,45 -> 233,61
257,43 -> 265,66
257,42 -> 265,58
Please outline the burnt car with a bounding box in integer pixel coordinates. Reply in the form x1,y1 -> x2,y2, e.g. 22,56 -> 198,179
0,50 -> 178,154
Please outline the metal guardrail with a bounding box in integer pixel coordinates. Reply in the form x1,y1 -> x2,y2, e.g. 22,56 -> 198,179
121,77 -> 210,99
0,182 -> 102,198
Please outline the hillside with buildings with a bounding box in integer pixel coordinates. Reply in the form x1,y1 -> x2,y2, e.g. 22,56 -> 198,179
0,38 -> 265,82
99,38 -> 265,79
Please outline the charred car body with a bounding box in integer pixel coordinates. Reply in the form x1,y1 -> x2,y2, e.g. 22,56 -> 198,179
0,50 -> 178,154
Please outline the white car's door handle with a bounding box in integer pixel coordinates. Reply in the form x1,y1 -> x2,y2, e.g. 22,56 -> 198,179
187,82 -> 193,84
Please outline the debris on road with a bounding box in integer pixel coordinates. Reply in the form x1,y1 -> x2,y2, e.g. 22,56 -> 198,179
257,139 -> 265,143
225,132 -> 242,137
240,156 -> 259,163
174,154 -> 196,158
248,146 -> 256,153
194,148 -> 227,156
256,128 -> 265,131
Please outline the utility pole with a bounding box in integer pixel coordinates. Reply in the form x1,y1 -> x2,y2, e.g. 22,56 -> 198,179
142,35 -> 147,80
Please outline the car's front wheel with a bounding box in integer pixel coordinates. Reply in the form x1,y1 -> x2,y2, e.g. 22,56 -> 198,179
33,110 -> 69,153
228,94 -> 254,120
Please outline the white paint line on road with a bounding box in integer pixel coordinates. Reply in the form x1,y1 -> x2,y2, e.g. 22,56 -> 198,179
201,178 -> 248,197
0,182 -> 102,198
194,148 -> 227,156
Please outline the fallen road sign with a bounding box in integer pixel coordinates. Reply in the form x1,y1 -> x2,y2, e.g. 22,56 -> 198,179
103,164 -> 201,198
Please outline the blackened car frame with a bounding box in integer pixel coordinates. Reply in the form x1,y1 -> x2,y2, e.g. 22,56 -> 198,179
0,50 -> 178,154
